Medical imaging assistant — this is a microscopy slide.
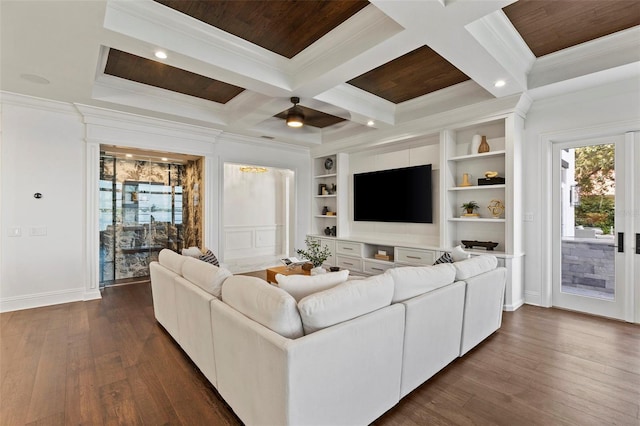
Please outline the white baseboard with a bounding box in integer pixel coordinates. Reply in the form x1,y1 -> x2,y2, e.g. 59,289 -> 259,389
503,297 -> 525,311
524,290 -> 542,306
0,287 -> 102,313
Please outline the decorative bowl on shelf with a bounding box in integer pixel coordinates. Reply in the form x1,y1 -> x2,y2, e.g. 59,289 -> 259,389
461,240 -> 499,251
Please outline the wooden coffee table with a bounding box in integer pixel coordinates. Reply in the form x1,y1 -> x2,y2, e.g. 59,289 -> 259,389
266,265 -> 310,284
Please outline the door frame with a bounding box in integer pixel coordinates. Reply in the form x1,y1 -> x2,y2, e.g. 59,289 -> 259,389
551,136 -> 626,319
539,121 -> 639,323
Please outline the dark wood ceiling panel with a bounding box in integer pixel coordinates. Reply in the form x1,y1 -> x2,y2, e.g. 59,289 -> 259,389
154,0 -> 369,59
104,49 -> 244,104
274,105 -> 346,128
503,0 -> 640,57
347,46 -> 470,104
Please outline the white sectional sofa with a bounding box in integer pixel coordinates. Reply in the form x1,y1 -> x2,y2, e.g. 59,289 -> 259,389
150,249 -> 506,426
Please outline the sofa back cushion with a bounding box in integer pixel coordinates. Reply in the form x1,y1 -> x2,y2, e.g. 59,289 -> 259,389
297,273 -> 394,334
276,270 -> 349,302
453,255 -> 498,281
158,248 -> 187,275
181,256 -> 232,298
388,263 -> 456,303
221,275 -> 304,339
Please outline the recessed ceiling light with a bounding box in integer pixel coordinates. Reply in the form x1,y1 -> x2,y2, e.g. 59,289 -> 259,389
125,154 -> 133,158
155,51 -> 168,59
367,120 -> 375,127
494,80 -> 506,88
20,73 -> 50,85
161,157 -> 168,161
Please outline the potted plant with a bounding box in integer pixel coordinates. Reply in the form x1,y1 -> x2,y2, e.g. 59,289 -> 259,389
461,201 -> 480,215
296,237 -> 331,274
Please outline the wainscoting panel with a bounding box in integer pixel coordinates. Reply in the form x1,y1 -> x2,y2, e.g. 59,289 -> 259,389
224,225 -> 284,261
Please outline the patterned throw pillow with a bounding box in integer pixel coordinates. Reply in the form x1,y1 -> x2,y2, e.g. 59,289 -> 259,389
199,249 -> 220,266
433,252 -> 453,265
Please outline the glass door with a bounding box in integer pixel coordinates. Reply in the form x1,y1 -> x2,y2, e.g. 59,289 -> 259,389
552,135 -> 629,319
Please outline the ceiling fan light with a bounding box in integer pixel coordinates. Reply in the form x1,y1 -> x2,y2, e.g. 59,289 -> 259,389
286,97 -> 304,128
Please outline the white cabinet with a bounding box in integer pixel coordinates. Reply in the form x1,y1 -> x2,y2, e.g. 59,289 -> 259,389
394,247 -> 436,266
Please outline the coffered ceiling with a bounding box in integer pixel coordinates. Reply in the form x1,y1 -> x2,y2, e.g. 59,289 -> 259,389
1,0 -> 638,149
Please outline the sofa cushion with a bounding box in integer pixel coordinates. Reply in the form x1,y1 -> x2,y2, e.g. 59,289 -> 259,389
158,248 -> 187,275
181,256 -> 231,298
388,263 -> 457,303
297,273 -> 394,334
221,275 -> 304,339
453,255 -> 498,281
276,270 -> 349,302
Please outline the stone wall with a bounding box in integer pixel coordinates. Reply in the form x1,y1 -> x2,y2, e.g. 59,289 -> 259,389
562,238 -> 615,291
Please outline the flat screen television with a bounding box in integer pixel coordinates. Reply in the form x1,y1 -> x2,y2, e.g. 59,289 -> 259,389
354,164 -> 433,223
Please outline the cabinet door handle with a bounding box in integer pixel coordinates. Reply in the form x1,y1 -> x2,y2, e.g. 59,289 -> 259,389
343,247 -> 353,250
618,232 -> 624,253
343,262 -> 354,266
636,233 -> 640,255
371,267 -> 384,272
407,255 -> 421,260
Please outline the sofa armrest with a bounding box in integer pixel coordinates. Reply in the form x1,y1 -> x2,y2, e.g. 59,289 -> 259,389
460,267 -> 507,356
210,299 -> 404,426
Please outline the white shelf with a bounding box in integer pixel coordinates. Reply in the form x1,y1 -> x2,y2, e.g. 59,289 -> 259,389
315,215 -> 337,219
448,184 -> 505,191
315,194 -> 337,198
449,150 -> 506,162
315,173 -> 337,179
449,217 -> 505,223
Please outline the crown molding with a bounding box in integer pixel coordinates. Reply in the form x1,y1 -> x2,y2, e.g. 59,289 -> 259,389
0,91 -> 78,115
529,26 -> 640,90
465,10 -> 535,89
217,132 -> 310,154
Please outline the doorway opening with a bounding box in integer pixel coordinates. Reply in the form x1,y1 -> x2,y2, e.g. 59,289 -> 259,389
99,146 -> 203,287
222,163 -> 295,273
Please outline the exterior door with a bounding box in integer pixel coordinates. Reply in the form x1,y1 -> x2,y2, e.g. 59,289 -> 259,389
552,135 -> 636,320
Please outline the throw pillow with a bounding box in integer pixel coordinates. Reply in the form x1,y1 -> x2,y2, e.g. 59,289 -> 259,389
276,270 -> 349,302
199,249 -> 220,266
451,245 -> 471,262
433,252 -> 453,265
182,246 -> 203,258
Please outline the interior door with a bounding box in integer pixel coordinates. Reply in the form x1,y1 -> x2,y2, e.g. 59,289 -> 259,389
552,135 -> 633,320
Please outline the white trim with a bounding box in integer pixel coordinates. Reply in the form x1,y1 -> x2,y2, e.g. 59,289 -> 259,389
85,141 -> 101,295
0,287 -> 99,313
0,91 -> 77,115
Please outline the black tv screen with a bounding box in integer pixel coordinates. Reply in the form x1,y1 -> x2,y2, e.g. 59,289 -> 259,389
354,164 -> 432,223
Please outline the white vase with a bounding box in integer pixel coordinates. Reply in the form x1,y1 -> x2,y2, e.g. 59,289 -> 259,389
470,134 -> 482,154
310,266 -> 326,275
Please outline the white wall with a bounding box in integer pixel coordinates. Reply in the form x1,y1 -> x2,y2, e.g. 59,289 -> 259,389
0,93 -> 311,312
1,97 -> 88,310
348,139 -> 440,246
522,77 -> 640,307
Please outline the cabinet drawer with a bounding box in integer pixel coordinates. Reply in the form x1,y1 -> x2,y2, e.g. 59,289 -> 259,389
335,256 -> 363,273
363,260 -> 393,275
395,247 -> 436,266
336,240 -> 363,257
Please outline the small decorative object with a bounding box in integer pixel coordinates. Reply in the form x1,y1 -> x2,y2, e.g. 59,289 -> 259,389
461,201 -> 480,216
296,237 -> 331,269
374,253 -> 391,261
460,173 -> 472,187
461,240 -> 499,251
324,157 -> 334,172
478,136 -> 490,153
326,211 -> 336,216
485,171 -> 498,178
478,176 -> 505,185
318,183 -> 327,195
131,191 -> 138,202
329,183 -> 337,194
487,199 -> 505,218
329,266 -> 340,272
322,206 -> 329,215
470,134 -> 482,154
322,186 -> 328,195
330,226 -> 337,236
324,227 -> 332,236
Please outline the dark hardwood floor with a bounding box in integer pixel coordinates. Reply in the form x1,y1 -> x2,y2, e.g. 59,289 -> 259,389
1,282 -> 638,425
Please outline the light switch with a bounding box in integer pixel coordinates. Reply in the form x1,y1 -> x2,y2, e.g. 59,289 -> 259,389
30,227 -> 47,236
8,227 -> 21,237
524,213 -> 534,222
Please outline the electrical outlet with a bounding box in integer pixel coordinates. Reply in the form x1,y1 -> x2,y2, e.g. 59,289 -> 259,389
524,213 -> 534,222
30,227 -> 47,236
8,227 -> 21,237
